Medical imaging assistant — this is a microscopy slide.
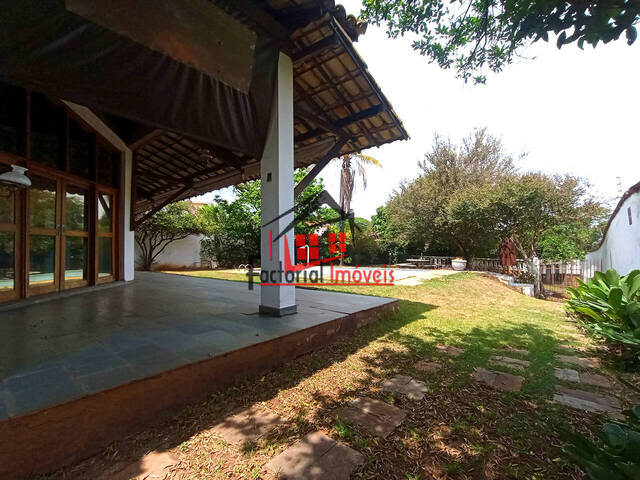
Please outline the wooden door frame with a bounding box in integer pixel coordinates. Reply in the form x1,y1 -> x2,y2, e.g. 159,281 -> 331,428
0,186 -> 23,302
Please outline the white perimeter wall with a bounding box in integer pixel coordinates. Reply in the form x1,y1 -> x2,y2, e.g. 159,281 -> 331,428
585,189 -> 640,277
135,235 -> 205,269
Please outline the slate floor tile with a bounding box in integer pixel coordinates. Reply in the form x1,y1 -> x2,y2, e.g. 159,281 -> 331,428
381,374 -> 429,400
554,385 -> 622,418
336,397 -> 406,438
557,355 -> 601,369
265,432 -> 363,480
211,405 -> 284,444
472,367 -> 524,392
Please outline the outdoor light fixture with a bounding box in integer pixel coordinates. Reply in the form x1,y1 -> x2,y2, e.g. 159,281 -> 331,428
198,148 -> 214,166
0,165 -> 31,189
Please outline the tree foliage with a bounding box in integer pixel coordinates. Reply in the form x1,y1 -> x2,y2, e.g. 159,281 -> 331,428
199,169 -> 335,268
384,129 -> 608,261
135,201 -> 207,271
361,0 -> 640,83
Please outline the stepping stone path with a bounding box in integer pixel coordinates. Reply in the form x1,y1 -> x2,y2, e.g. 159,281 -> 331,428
414,359 -> 442,373
557,355 -> 601,369
472,367 -> 524,392
554,385 -> 622,418
266,431 -> 363,480
211,405 -> 283,444
436,344 -> 464,356
554,368 -> 612,388
335,397 -> 406,438
381,374 -> 429,400
98,451 -> 180,480
489,355 -> 530,371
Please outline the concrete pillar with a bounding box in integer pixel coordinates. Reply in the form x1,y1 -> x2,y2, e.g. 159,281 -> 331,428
259,53 -> 296,316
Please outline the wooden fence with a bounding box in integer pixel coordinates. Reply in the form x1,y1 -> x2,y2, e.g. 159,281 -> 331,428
540,260 -> 582,298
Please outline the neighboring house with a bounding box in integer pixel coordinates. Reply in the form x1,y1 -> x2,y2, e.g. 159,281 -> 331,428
584,181 -> 640,277
134,201 -> 209,270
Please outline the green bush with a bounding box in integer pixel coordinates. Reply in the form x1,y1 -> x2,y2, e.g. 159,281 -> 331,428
566,269 -> 640,359
562,405 -> 640,480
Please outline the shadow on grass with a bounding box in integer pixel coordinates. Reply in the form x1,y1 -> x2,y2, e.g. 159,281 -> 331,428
41,298 -> 581,480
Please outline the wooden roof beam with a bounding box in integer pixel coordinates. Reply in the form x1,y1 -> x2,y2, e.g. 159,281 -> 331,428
293,34 -> 338,64
128,128 -> 164,150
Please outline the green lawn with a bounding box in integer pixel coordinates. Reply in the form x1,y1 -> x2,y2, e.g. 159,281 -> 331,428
47,271 -> 632,480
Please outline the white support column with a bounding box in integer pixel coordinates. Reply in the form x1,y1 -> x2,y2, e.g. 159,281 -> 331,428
259,53 -> 296,316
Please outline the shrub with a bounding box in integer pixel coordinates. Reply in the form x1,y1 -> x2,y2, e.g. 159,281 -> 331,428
562,405 -> 640,479
566,269 -> 640,360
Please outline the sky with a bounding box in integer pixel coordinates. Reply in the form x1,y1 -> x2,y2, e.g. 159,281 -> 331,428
194,1 -> 640,220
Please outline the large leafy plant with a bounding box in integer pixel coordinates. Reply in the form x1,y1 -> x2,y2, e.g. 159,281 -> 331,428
562,406 -> 640,479
566,269 -> 640,357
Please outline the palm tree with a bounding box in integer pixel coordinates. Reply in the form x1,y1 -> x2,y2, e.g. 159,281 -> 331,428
333,153 -> 381,263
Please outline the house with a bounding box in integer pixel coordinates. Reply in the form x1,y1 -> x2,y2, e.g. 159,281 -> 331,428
584,181 -> 640,276
134,201 -> 210,270
0,1 -> 407,477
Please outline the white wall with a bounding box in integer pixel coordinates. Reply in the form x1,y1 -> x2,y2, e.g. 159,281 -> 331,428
135,234 -> 205,269
585,187 -> 640,277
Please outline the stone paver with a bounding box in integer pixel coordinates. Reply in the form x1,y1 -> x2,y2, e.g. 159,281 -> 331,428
557,344 -> 589,354
472,367 -> 524,392
436,344 -> 464,356
381,374 -> 429,400
489,355 -> 531,370
580,372 -> 613,388
210,405 -> 283,444
557,355 -> 601,369
414,360 -> 442,373
554,368 -> 612,388
265,432 -> 363,480
99,451 -> 180,480
554,386 -> 622,418
554,368 -> 580,383
336,397 -> 406,438
500,347 -> 529,356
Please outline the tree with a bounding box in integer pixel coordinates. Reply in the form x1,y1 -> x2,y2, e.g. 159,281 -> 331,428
199,169 -> 334,267
384,129 -> 609,261
491,173 -> 609,259
135,201 -> 207,271
361,0 -> 639,83
386,129 -> 514,259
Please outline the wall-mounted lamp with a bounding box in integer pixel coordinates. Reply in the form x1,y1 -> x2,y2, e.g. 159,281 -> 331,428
0,165 -> 32,189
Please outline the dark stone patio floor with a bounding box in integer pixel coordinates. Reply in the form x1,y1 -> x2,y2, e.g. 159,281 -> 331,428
0,272 -> 395,420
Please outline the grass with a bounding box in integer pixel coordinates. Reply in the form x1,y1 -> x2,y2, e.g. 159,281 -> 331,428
41,272 -> 637,480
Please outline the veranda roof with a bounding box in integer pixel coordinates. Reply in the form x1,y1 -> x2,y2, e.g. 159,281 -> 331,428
0,1 -> 408,218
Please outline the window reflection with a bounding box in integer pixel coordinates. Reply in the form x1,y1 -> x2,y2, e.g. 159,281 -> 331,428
98,193 -> 112,233
98,237 -> 112,278
30,177 -> 57,229
0,232 -> 14,291
66,186 -> 88,231
29,235 -> 55,285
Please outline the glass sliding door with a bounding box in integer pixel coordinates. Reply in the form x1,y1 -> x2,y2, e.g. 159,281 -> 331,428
62,182 -> 89,289
27,176 -> 60,295
97,190 -> 116,282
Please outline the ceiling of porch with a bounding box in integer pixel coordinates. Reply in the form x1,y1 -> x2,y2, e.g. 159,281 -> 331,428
100,1 -> 408,219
